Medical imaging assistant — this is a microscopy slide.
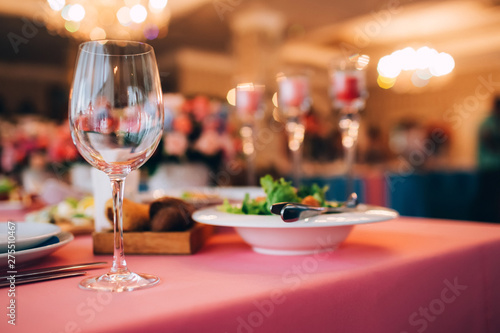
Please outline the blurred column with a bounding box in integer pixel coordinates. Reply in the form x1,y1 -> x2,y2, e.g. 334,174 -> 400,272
230,5 -> 286,87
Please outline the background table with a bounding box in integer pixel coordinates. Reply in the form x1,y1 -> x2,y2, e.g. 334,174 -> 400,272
1,215 -> 500,333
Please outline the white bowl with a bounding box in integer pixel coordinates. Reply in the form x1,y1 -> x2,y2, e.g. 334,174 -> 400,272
192,204 -> 398,255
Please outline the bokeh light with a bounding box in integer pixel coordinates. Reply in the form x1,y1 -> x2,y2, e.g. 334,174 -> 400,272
356,55 -> 370,70
149,0 -> 168,10
68,4 -> 85,22
411,72 -> 430,87
45,0 -> 170,40
144,24 -> 160,40
377,76 -> 397,89
130,4 -> 148,23
377,55 -> 401,78
64,20 -> 80,32
90,27 -> 106,40
61,5 -> 71,20
430,52 -> 455,76
117,7 -> 132,26
272,92 -> 278,108
48,0 -> 65,11
377,46 -> 455,89
226,88 -> 236,106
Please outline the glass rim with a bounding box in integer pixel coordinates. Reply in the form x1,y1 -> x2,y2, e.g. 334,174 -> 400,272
79,39 -> 154,57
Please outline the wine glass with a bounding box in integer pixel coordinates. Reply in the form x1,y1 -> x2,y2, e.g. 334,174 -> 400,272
276,72 -> 310,187
235,82 -> 265,186
329,57 -> 368,196
69,40 -> 164,292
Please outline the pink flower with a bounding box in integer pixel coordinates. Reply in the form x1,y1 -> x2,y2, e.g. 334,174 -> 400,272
1,143 -> 16,172
164,132 -> 188,156
48,123 -> 79,163
191,96 -> 211,122
194,130 -> 221,156
172,114 -> 193,135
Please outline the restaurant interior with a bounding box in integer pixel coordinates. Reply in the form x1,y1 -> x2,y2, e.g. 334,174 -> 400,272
1,1 -> 500,332
2,0 -> 500,222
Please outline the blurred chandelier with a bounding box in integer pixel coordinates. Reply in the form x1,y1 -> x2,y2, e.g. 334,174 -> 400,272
377,46 -> 455,89
43,0 -> 171,41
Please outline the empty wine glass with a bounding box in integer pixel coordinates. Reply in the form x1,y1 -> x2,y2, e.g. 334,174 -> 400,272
235,82 -> 265,186
69,40 -> 164,292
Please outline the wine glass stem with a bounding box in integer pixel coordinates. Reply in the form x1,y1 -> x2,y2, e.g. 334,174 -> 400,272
109,175 -> 129,275
344,145 -> 356,196
339,108 -> 360,197
241,125 -> 256,186
286,119 -> 305,187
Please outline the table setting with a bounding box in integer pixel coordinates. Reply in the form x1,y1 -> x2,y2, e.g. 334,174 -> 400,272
1,39 -> 500,333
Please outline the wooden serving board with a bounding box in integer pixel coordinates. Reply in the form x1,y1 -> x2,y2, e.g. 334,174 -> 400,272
92,223 -> 214,255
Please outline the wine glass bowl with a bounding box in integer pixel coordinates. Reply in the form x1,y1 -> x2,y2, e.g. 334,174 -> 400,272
71,41 -> 163,176
69,40 -> 163,292
276,72 -> 310,118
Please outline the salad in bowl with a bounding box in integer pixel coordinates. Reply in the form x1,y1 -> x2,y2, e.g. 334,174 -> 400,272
193,175 -> 398,255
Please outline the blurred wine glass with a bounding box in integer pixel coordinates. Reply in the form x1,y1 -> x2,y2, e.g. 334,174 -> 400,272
277,72 -> 310,187
329,56 -> 369,196
235,82 -> 265,186
69,40 -> 164,292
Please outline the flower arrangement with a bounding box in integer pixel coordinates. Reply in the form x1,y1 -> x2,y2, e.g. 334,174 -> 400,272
0,117 -> 83,175
147,94 -> 240,173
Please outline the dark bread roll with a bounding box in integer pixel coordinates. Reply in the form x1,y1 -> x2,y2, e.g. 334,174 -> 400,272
149,197 -> 195,231
105,198 -> 150,231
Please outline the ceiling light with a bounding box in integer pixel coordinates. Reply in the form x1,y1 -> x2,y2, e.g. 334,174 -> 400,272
68,4 -> 85,22
130,4 -> 148,24
44,0 -> 170,40
377,46 -> 455,89
48,0 -> 65,11
150,0 -> 168,10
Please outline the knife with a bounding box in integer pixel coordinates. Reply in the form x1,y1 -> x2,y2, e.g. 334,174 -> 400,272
0,271 -> 87,287
0,262 -> 107,287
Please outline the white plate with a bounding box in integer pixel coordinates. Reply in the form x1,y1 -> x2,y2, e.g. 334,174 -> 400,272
0,231 -> 73,268
193,204 -> 398,255
0,222 -> 61,252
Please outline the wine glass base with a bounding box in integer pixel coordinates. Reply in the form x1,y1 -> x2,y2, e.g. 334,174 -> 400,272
79,272 -> 160,292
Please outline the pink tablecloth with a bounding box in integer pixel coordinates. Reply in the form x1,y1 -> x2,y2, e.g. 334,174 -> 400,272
1,216 -> 500,333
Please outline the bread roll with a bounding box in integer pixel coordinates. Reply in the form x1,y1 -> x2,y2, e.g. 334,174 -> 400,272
105,198 -> 150,231
149,197 -> 195,232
